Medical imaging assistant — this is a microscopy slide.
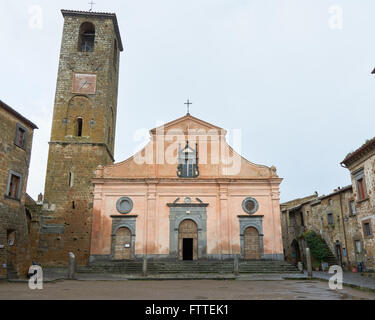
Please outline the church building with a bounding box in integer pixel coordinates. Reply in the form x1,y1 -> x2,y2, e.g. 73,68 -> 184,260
38,9 -> 284,266
90,113 -> 284,261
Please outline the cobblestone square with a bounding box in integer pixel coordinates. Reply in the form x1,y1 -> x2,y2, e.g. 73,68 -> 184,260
1,279 -> 375,300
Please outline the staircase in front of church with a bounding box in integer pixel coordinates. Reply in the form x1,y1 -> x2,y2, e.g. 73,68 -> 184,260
77,260 -> 299,275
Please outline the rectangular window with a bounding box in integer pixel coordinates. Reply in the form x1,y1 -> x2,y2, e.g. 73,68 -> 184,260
299,211 -> 305,226
14,123 -> 27,149
327,213 -> 334,225
363,221 -> 373,237
349,200 -> 356,216
289,212 -> 296,226
354,169 -> 368,201
355,240 -> 361,253
6,171 -> 23,200
76,118 -> 83,137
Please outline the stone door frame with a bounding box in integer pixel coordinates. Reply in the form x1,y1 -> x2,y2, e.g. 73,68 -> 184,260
238,215 -> 264,259
110,216 -> 137,260
168,202 -> 208,260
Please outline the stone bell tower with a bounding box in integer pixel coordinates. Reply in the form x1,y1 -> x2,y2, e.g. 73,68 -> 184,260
38,9 -> 123,265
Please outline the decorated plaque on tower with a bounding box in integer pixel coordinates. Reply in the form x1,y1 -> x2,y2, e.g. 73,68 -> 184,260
72,73 -> 97,94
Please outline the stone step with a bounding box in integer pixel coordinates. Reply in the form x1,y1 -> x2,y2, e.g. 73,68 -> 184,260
77,259 -> 299,275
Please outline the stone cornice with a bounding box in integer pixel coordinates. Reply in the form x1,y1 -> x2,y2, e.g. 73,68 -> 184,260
49,141 -> 115,162
91,177 -> 282,185
341,137 -> 375,168
167,203 -> 209,208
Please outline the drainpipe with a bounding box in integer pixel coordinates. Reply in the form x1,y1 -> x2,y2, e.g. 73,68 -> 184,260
339,191 -> 350,268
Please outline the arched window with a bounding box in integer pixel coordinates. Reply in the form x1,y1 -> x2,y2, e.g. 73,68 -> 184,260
76,118 -> 83,137
177,141 -> 199,178
78,22 -> 95,52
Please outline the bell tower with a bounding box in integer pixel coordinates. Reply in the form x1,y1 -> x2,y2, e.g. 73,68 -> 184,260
39,10 -> 123,265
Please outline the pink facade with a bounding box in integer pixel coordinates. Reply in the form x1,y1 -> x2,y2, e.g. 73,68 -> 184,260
89,114 -> 284,261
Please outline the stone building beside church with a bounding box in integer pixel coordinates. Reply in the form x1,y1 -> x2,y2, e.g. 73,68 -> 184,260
0,100 -> 39,278
281,137 -> 375,272
341,137 -> 375,270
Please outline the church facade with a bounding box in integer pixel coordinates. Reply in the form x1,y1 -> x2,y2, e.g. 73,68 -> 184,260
89,114 -> 284,261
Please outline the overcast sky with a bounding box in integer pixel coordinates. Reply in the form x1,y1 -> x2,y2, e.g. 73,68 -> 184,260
1,0 -> 374,203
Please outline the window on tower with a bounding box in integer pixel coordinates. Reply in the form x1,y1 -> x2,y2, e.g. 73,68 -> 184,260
78,22 -> 95,52
76,118 -> 83,137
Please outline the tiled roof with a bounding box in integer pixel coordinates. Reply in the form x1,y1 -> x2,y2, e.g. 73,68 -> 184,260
341,137 -> 375,167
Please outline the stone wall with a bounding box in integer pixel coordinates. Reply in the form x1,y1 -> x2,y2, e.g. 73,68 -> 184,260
280,194 -> 318,263
0,102 -> 37,278
346,151 -> 375,270
39,11 -> 121,266
281,187 -> 366,271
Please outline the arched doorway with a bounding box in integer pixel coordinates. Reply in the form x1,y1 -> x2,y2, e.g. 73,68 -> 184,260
244,227 -> 261,260
291,239 -> 301,266
178,219 -> 198,261
114,227 -> 132,260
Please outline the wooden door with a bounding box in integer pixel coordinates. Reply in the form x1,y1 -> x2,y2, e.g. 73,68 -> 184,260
244,227 -> 260,260
114,227 -> 132,260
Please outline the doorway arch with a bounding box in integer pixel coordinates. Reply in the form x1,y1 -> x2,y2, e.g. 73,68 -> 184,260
291,239 -> 301,265
178,219 -> 198,261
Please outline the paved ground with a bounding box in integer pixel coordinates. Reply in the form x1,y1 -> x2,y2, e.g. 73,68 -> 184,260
310,271 -> 375,290
0,279 -> 375,300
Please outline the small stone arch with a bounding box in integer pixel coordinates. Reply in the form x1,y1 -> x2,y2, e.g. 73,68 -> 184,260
291,239 -> 301,265
111,222 -> 136,260
175,215 -> 202,232
65,96 -> 94,137
239,216 -> 264,259
112,223 -> 136,236
78,22 -> 95,52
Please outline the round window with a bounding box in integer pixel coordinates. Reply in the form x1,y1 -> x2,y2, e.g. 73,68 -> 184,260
116,197 -> 133,214
242,197 -> 259,215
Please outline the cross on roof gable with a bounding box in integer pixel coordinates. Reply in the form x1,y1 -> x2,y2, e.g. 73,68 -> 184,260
150,114 -> 226,135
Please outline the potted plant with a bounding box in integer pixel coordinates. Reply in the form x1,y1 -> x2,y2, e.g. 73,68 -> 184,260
321,262 -> 329,272
305,231 -> 331,272
313,261 -> 320,271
